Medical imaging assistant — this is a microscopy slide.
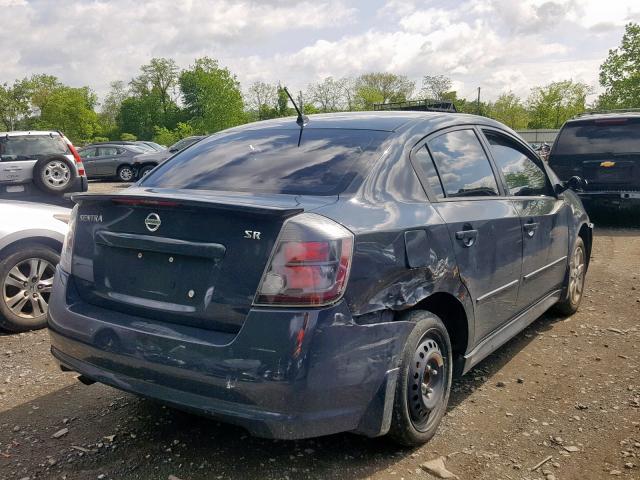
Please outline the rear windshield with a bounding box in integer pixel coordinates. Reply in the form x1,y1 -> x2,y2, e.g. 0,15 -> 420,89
142,128 -> 390,195
0,134 -> 69,160
554,118 -> 640,155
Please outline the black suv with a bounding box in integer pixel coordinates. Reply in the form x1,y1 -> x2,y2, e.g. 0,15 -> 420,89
49,112 -> 592,446
549,112 -> 640,207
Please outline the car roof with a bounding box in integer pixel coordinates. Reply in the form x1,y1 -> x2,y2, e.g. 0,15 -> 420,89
1,130 -> 62,137
82,143 -> 138,148
566,112 -> 640,124
223,111 -> 508,133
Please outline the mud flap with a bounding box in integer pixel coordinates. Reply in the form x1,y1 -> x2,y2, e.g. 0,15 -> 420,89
354,367 -> 399,437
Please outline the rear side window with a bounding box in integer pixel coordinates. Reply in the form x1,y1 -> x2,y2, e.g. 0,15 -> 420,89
142,128 -> 390,195
0,135 -> 69,161
484,131 -> 552,196
412,146 -> 445,199
80,148 -> 99,159
554,118 -> 640,155
427,129 -> 499,197
99,147 -> 120,156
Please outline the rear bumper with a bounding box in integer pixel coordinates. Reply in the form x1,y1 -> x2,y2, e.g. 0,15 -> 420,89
578,191 -> 640,206
47,268 -> 412,439
0,175 -> 86,206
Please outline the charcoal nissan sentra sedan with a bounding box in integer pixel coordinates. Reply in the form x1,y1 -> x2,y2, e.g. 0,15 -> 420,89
47,112 -> 592,446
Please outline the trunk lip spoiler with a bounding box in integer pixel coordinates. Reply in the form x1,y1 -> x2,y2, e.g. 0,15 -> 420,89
70,192 -> 305,217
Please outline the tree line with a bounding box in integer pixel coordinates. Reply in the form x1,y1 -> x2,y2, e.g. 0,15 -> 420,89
1,23 -> 638,145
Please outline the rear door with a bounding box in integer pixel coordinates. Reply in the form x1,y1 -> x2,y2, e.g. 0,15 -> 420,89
413,127 -> 523,343
79,148 -> 101,177
482,129 -> 569,311
97,147 -> 124,176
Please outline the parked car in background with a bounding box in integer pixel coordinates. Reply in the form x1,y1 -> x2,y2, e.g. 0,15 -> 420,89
78,143 -> 149,182
0,200 -> 69,332
49,112 -> 592,446
87,141 -> 153,152
549,111 -> 640,207
0,131 -> 87,201
133,135 -> 205,178
136,141 -> 166,152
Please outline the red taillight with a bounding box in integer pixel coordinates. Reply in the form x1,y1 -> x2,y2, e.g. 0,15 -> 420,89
283,241 -> 330,263
64,137 -> 85,176
255,214 -> 354,306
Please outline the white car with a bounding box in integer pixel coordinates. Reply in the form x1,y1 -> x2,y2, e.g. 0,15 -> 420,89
0,200 -> 69,332
0,131 -> 87,200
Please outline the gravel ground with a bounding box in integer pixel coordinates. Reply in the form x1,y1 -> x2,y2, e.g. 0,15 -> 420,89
1,183 -> 638,480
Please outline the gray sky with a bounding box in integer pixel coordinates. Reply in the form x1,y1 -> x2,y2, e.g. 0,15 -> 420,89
2,0 -> 639,104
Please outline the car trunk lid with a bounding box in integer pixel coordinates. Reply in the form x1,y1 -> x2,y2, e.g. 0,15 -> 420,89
70,188 -> 335,332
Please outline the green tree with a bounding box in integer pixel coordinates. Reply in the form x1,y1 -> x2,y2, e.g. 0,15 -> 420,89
99,80 -> 128,137
276,85 -> 290,116
307,77 -> 345,112
152,126 -> 176,146
121,58 -> 181,139
246,81 -> 278,120
27,74 -> 62,113
0,79 -> 31,130
179,57 -> 245,133
131,58 -> 179,118
354,72 -> 414,110
120,132 -> 137,141
36,86 -> 99,143
420,75 -> 452,100
527,80 -> 592,128
598,22 -> 640,108
490,92 -> 529,129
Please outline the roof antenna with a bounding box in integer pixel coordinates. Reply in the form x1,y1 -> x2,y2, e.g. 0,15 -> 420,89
283,87 -> 309,146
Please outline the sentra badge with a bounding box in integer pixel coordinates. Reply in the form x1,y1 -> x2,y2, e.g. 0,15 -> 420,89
79,214 -> 103,222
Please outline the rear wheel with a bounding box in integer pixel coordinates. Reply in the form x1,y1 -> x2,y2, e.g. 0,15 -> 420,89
137,164 -> 156,179
0,244 -> 59,332
33,156 -> 75,195
117,165 -> 135,182
554,237 -> 586,316
388,311 -> 452,446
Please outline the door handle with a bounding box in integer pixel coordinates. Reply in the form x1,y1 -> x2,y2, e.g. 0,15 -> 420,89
523,221 -> 539,238
455,228 -> 478,247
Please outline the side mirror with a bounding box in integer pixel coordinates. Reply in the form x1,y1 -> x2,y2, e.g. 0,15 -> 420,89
567,176 -> 587,191
556,176 -> 587,194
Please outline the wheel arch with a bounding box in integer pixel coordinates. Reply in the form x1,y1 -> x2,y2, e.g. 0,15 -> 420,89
402,291 -> 471,375
0,235 -> 63,259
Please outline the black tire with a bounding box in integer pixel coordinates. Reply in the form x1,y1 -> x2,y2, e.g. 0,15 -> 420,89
554,236 -> 587,316
137,164 -> 156,179
0,243 -> 59,332
32,155 -> 76,195
117,165 -> 135,182
388,310 -> 453,446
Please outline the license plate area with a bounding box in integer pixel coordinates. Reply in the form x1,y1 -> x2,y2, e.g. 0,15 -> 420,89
96,245 -> 217,306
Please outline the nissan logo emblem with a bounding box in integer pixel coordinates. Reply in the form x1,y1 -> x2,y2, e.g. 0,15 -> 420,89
145,213 -> 161,232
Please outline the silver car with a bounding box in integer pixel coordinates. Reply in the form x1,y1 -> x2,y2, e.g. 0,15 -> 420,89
0,200 -> 69,332
0,131 -> 88,199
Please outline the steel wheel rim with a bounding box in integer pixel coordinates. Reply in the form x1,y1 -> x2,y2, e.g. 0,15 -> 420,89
42,160 -> 71,187
2,257 -> 55,319
120,167 -> 133,181
569,245 -> 585,304
408,331 -> 447,431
